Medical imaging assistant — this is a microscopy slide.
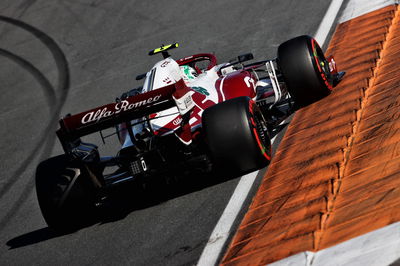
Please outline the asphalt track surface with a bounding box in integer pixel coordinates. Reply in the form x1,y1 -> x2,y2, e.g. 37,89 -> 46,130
0,1 -> 333,265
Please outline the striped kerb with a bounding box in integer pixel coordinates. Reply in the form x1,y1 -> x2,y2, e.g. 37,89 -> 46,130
222,4 -> 400,265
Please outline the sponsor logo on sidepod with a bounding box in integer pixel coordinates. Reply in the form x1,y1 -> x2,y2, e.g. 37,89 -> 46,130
81,95 -> 162,124
172,117 -> 183,126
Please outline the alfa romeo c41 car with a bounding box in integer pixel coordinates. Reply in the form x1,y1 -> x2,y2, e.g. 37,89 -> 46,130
36,35 -> 344,232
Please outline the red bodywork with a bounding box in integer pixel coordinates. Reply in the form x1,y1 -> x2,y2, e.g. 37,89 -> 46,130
153,54 -> 257,137
219,71 -> 256,100
57,53 -> 258,150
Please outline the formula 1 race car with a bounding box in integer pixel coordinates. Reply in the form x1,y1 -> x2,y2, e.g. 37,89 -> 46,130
36,35 -> 344,232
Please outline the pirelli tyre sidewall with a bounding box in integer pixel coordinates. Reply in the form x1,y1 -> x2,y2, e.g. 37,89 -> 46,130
35,155 -> 97,233
278,35 -> 334,108
203,96 -> 271,175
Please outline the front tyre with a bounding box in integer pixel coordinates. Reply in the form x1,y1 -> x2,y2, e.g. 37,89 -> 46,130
35,155 -> 98,233
203,97 -> 271,175
278,35 -> 334,108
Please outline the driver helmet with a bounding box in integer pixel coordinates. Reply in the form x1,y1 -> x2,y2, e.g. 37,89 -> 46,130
180,65 -> 198,83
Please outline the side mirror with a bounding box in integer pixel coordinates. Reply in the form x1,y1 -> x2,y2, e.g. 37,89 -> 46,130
238,53 -> 254,63
136,73 -> 147,80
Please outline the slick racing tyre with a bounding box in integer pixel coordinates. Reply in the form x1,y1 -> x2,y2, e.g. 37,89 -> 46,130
278,35 -> 334,108
36,155 -> 97,233
203,96 -> 271,175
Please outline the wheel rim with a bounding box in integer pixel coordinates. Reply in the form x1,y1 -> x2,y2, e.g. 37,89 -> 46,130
249,101 -> 271,161
311,38 -> 333,90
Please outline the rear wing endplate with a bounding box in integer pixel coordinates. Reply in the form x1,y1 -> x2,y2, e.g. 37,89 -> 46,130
57,83 -> 177,152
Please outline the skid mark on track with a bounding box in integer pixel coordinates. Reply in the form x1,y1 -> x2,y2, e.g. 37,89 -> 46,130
0,16 -> 70,229
0,48 -> 56,107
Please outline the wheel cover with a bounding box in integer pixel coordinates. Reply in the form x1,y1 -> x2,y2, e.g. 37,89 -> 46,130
249,100 -> 271,161
311,38 -> 334,90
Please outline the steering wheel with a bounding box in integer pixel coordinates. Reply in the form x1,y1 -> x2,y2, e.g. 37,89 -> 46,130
177,53 -> 217,74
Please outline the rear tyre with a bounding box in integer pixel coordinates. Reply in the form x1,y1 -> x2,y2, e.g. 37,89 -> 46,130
36,155 -> 98,233
203,97 -> 271,175
278,35 -> 333,108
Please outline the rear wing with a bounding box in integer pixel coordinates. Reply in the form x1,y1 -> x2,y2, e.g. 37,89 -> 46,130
57,83 -> 178,153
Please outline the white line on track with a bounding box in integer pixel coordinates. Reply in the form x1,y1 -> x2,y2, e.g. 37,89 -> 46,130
339,0 -> 398,23
197,2 -> 345,265
196,170 -> 262,266
314,0 -> 345,45
196,135 -> 277,266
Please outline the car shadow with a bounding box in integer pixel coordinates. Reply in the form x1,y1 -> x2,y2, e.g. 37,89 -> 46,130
96,169 -> 239,224
6,170 -> 236,249
7,108 -> 291,249
6,228 -> 62,249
